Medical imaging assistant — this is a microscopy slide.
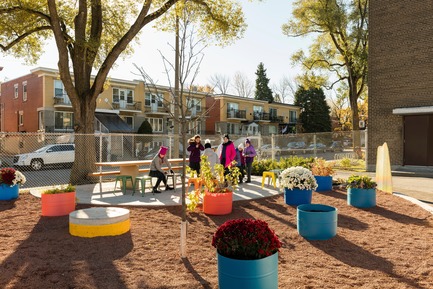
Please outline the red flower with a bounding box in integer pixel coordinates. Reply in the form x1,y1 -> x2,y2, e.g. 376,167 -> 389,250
0,168 -> 16,185
212,219 -> 282,260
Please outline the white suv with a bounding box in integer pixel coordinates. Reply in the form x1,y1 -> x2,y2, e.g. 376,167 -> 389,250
13,144 -> 75,170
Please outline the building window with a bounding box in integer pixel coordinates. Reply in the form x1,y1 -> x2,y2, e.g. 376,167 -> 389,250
54,80 -> 71,104
187,98 -> 201,112
22,82 -> 27,102
188,121 -> 202,135
289,111 -> 297,123
113,88 -> 134,108
14,84 -> 18,99
145,93 -> 163,108
19,111 -> 24,126
269,125 -> 277,134
122,116 -> 134,129
146,117 -> 163,132
54,111 -> 74,130
269,108 -> 277,118
227,123 -> 240,134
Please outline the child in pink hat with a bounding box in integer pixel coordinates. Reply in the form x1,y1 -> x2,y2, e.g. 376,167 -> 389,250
149,146 -> 173,193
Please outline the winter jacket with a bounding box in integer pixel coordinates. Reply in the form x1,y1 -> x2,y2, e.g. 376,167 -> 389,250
187,142 -> 204,163
243,145 -> 257,164
220,141 -> 236,168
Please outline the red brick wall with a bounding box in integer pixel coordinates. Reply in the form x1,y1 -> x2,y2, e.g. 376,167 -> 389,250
205,96 -> 220,134
1,73 -> 43,132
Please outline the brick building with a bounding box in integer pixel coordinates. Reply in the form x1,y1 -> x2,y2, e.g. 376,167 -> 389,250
0,67 -> 299,136
368,1 -> 433,169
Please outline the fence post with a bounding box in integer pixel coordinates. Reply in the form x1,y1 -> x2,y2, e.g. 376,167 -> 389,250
271,134 -> 275,161
313,134 -> 317,157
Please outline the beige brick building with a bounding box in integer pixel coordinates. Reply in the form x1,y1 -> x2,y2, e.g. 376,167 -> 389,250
368,1 -> 433,169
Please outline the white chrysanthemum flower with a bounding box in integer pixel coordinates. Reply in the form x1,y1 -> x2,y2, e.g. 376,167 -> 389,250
279,166 -> 317,192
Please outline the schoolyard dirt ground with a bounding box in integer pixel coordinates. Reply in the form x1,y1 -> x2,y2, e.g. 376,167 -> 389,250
1,188 -> 432,289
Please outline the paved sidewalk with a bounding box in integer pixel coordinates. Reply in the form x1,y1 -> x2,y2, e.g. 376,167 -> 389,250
30,172 -> 433,213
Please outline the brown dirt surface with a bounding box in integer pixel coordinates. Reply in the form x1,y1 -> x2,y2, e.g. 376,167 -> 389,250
1,189 -> 433,289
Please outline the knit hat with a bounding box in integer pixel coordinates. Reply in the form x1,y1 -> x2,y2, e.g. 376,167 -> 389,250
205,139 -> 211,144
159,146 -> 168,155
245,139 -> 251,144
238,143 -> 244,150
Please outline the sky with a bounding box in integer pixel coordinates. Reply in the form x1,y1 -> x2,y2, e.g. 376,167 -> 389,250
0,0 -> 312,97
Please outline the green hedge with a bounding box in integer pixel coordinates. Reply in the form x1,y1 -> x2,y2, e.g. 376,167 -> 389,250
251,156 -> 315,175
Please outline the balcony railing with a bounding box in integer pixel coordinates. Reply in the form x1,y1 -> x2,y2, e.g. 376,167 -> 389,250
53,96 -> 72,106
270,116 -> 285,123
112,101 -> 142,111
253,112 -> 270,121
227,109 -> 247,119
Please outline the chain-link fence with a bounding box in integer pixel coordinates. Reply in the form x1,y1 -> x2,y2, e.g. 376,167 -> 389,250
0,130 -> 366,189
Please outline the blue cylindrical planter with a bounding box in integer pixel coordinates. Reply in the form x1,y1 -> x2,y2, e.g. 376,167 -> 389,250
284,188 -> 312,206
0,184 -> 19,201
347,188 -> 376,208
217,252 -> 278,289
297,204 -> 337,240
314,176 -> 333,192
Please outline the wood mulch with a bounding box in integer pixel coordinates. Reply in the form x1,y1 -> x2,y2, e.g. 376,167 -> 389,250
1,189 -> 432,289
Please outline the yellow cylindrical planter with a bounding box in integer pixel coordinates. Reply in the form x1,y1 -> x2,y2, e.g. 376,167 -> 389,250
69,207 -> 130,238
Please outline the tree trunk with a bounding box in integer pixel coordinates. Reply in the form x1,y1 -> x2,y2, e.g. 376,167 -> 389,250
69,95 -> 98,185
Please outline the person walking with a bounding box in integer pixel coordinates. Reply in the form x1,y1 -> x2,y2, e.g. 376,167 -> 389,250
243,139 -> 257,183
149,146 -> 174,194
187,134 -> 204,175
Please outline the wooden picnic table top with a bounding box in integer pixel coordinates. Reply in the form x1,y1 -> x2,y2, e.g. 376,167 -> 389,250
95,158 -> 184,167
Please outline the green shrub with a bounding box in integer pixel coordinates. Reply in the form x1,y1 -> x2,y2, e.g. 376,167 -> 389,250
251,156 -> 315,175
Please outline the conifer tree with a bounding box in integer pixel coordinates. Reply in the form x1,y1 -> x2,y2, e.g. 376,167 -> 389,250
254,62 -> 274,102
294,86 -> 332,133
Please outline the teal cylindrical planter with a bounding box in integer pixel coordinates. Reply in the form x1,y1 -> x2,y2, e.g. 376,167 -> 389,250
314,176 -> 333,192
217,252 -> 278,289
297,204 -> 337,240
347,188 -> 376,208
284,188 -> 312,206
0,184 -> 19,200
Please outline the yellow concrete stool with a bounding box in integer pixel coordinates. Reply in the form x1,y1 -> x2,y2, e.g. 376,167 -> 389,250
262,171 -> 277,188
69,207 -> 130,238
133,175 -> 153,196
114,175 -> 133,194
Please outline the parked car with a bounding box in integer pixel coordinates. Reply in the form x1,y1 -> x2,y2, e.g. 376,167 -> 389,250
329,141 -> 344,152
258,144 -> 281,157
13,144 -> 75,171
307,143 -> 327,150
287,141 -> 306,149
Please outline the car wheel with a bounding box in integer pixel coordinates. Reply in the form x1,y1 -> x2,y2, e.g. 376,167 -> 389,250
30,159 -> 44,170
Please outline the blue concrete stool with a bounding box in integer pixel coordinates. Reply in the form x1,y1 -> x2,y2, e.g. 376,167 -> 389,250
133,175 -> 153,196
114,175 -> 134,194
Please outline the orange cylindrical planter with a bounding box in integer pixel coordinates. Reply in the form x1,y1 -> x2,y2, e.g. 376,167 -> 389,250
41,192 -> 76,217
203,191 -> 233,215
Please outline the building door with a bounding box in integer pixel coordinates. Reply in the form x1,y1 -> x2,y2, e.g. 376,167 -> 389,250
403,115 -> 433,165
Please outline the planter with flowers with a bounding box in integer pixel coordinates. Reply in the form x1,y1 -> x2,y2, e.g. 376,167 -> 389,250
279,166 -> 318,206
41,184 -> 76,216
212,219 -> 282,289
0,167 -> 26,200
187,156 -> 240,215
346,175 -> 377,208
311,158 -> 335,192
